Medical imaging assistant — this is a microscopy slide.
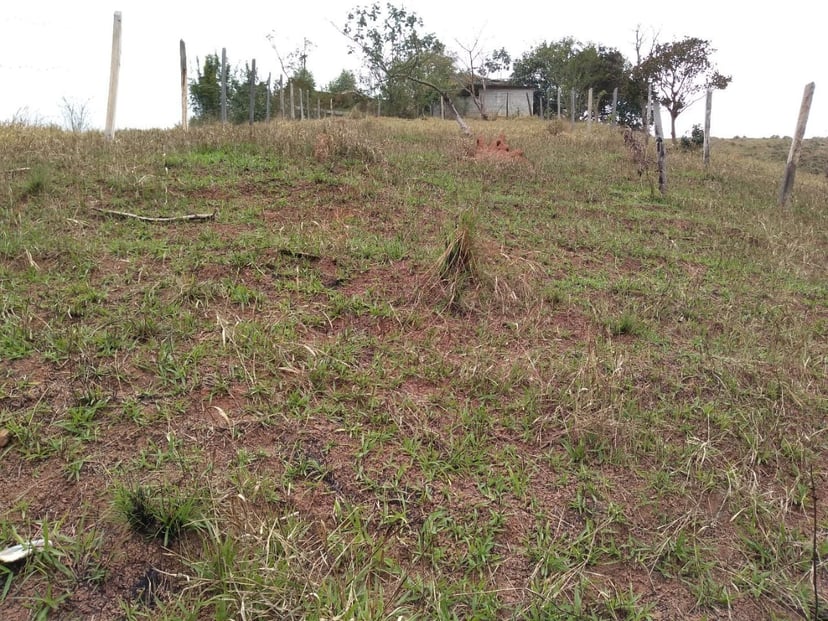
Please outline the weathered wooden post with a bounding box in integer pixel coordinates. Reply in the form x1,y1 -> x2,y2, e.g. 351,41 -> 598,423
611,87 -> 618,124
299,89 -> 305,120
653,100 -> 667,194
221,48 -> 228,123
570,88 -> 576,129
557,86 -> 561,120
506,92 -> 510,117
104,11 -> 122,141
330,97 -> 333,117
289,80 -> 295,120
703,89 -> 712,168
265,73 -> 271,122
317,97 -> 321,119
179,40 -> 188,131
248,59 -> 256,126
377,97 -> 381,117
587,88 -> 593,128
440,96 -> 445,120
279,75 -> 285,119
778,82 -> 816,208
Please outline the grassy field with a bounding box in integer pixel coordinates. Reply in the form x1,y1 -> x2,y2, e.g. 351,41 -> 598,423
0,118 -> 826,620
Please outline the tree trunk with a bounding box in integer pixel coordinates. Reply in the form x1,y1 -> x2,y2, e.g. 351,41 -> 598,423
670,111 -> 678,145
398,74 -> 471,135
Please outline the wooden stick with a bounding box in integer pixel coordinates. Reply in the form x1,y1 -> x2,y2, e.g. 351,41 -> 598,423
91,207 -> 216,222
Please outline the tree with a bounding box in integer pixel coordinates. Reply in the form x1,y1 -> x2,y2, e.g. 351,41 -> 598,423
341,2 -> 470,133
638,37 -> 731,144
512,38 -> 636,123
60,97 -> 90,132
190,53 -> 224,123
327,70 -> 357,94
227,62 -> 272,124
190,54 -> 272,125
455,35 -> 511,119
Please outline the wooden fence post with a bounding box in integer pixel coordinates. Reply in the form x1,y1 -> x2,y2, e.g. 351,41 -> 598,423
221,48 -> 228,123
703,89 -> 712,168
778,82 -> 815,208
330,97 -> 333,117
587,88 -> 593,128
179,40 -> 188,131
611,87 -> 618,124
266,73 -> 271,122
506,92 -> 510,117
279,75 -> 285,119
289,81 -> 295,120
104,11 -> 122,141
300,89 -> 305,120
317,97 -> 321,119
653,100 -> 667,194
248,59 -> 256,126
570,88 -> 575,129
557,86 -> 561,120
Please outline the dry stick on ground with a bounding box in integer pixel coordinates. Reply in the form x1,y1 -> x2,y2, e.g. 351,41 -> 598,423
91,207 -> 216,223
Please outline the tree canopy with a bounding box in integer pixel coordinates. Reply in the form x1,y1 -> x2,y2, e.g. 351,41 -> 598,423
189,54 -> 273,125
637,37 -> 731,143
512,38 -> 637,123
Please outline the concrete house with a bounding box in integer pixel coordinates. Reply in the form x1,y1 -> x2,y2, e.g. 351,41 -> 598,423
454,79 -> 535,118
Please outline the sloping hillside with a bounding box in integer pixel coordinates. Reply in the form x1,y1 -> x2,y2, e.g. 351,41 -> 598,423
1,119 -> 825,620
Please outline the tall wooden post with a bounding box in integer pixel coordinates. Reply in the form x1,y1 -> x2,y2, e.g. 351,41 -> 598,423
703,89 -> 712,168
330,97 -> 333,117
570,88 -> 576,128
299,89 -> 305,120
265,73 -> 271,122
440,96 -> 445,120
611,87 -> 618,124
377,98 -> 381,117
317,97 -> 320,119
104,11 -> 122,141
557,86 -> 561,120
653,100 -> 667,195
289,80 -> 295,120
179,40 -> 188,131
279,75 -> 285,119
506,92 -> 510,117
248,59 -> 256,126
220,48 -> 228,124
587,88 -> 593,128
778,82 -> 816,208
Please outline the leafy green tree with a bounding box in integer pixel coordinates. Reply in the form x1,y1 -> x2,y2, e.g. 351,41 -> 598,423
190,53 -> 225,123
228,63 -> 272,124
326,70 -> 357,94
512,39 -> 636,123
637,37 -> 731,144
341,2 -> 469,132
190,55 -> 272,125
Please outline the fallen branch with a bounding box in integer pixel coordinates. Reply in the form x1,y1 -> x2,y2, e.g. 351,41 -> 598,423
2,167 -> 31,174
91,207 -> 216,222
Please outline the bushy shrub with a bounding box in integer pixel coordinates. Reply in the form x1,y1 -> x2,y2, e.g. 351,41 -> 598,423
680,124 -> 705,150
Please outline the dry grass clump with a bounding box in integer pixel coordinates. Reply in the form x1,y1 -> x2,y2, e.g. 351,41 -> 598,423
312,120 -> 384,165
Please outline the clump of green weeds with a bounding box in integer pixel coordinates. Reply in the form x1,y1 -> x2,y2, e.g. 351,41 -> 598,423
113,482 -> 205,546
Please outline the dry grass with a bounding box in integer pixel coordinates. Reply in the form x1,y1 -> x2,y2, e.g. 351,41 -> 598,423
0,116 -> 825,620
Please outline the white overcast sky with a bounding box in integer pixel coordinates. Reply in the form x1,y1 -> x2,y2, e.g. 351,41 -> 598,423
1,1 -> 824,138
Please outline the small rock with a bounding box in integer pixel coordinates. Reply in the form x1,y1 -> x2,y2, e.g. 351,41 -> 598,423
0,429 -> 10,448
